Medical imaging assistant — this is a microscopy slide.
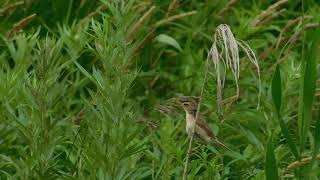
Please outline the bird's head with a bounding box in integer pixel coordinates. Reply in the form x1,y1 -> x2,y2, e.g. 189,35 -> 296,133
178,97 -> 198,114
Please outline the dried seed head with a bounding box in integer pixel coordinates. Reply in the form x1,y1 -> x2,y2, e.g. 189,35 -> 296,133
208,24 -> 261,113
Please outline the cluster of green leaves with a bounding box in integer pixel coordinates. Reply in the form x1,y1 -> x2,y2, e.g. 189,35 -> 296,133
1,1 -> 147,179
0,0 -> 320,179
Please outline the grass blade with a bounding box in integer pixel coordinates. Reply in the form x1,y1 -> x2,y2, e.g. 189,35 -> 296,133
265,134 -> 279,180
307,29 -> 320,172
272,65 -> 281,115
310,110 -> 320,169
299,29 -> 319,155
272,65 -> 299,158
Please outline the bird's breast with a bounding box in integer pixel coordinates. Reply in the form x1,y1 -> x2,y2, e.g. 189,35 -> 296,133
186,113 -> 196,136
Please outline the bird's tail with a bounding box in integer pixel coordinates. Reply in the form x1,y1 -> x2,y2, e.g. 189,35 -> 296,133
212,138 -> 231,151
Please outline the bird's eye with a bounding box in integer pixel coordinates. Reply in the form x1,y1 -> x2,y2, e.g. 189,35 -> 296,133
183,102 -> 190,106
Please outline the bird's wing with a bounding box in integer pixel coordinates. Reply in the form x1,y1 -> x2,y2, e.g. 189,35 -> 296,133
194,116 -> 231,150
195,116 -> 215,138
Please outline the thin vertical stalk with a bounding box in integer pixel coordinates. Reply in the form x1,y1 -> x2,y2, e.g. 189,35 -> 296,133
298,0 -> 306,157
66,0 -> 74,24
182,57 -> 210,180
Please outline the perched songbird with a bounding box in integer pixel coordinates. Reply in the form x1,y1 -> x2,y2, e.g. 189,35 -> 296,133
179,96 -> 230,150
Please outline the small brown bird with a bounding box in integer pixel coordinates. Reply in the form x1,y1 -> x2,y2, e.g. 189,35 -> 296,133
179,96 -> 230,150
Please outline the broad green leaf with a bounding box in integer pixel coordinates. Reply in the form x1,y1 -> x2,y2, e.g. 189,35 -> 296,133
265,135 -> 279,180
154,34 -> 182,52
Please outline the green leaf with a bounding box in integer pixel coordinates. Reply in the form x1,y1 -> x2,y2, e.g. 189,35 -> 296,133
306,29 -> 320,172
73,60 -> 95,83
154,34 -> 182,52
310,110 -> 320,169
265,135 -> 279,180
271,65 -> 299,158
299,29 -> 319,155
272,66 -> 281,115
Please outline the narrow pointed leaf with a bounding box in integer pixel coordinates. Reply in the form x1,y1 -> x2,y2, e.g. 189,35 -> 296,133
272,65 -> 299,158
310,110 -> 320,169
307,29 -> 320,171
272,66 -> 281,115
300,29 -> 318,154
266,135 -> 279,180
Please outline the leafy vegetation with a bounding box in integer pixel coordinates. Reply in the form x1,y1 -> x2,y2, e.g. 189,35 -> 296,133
0,0 -> 320,179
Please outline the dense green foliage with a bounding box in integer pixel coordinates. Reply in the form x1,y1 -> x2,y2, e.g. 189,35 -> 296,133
0,0 -> 320,179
